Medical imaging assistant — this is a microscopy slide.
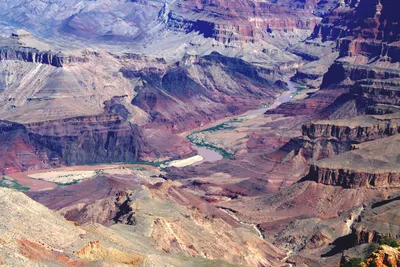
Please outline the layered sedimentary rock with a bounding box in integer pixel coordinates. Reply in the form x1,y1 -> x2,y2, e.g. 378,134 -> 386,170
28,172 -> 286,267
268,105 -> 400,165
351,79 -> 400,106
126,52 -> 282,132
305,134 -> 400,188
0,46 -> 87,67
313,0 -> 400,62
351,195 -> 400,245
160,0 -> 328,44
0,114 -> 195,174
26,115 -> 145,166
321,62 -> 400,89
307,165 -> 400,188
0,115 -> 144,174
0,120 -> 51,174
302,116 -> 400,142
317,64 -> 400,120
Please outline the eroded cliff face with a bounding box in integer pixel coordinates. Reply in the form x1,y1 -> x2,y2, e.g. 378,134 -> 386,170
26,115 -> 145,166
160,0 -> 329,43
0,120 -> 51,174
303,133 -> 400,188
312,0 -> 400,64
306,164 -> 400,188
0,115 -> 195,174
351,195 -> 400,245
302,117 -> 400,142
290,0 -> 400,176
0,115 -> 144,174
302,0 -> 400,104
126,52 -> 282,132
0,46 -> 88,67
321,62 -> 400,87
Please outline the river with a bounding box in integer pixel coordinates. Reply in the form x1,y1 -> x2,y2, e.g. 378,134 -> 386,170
243,79 -> 298,115
190,79 -> 298,165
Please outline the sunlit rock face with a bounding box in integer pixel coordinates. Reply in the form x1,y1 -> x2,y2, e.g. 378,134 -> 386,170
312,0 -> 400,63
160,0 -> 337,44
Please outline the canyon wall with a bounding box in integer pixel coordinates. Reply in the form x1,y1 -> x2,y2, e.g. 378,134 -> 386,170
160,0 -> 326,43
0,46 -> 88,67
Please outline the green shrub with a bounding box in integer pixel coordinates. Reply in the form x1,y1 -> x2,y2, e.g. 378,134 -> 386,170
379,237 -> 399,248
0,176 -> 30,192
341,258 -> 365,267
365,243 -> 381,255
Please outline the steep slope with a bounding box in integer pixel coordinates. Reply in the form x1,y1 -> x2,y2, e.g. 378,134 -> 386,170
160,0 -> 326,44
1,185 -> 260,266
27,169 -> 287,267
0,187 -> 142,266
128,52 -> 283,132
0,33 -> 288,173
313,0 -> 400,63
306,134 -> 400,188
352,195 -> 400,244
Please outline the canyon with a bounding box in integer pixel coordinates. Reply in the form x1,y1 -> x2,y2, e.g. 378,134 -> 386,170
0,0 -> 398,266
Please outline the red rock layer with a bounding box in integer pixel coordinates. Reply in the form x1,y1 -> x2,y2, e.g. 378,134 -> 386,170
162,0 -> 324,43
0,115 -> 195,174
313,0 -> 400,62
306,164 -> 400,188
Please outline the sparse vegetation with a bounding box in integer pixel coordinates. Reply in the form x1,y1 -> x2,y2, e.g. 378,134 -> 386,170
0,176 -> 30,192
340,257 -> 365,267
194,117 -> 246,134
186,117 -> 245,159
365,243 -> 381,255
342,239 -> 399,267
55,180 -> 80,186
296,86 -> 307,92
186,137 -> 233,159
291,86 -> 308,98
128,166 -> 147,171
379,237 -> 399,247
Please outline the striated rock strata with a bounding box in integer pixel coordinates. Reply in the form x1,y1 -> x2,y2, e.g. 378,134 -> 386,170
304,134 -> 400,188
0,115 -> 194,174
0,46 -> 88,68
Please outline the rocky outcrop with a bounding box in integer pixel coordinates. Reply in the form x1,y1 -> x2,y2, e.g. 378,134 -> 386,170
306,164 -> 400,188
341,245 -> 400,267
77,240 -> 143,265
127,52 -> 281,132
26,115 -> 145,166
292,70 -> 320,82
160,1 -> 322,43
302,118 -> 400,142
0,115 -> 179,174
0,46 -> 87,67
321,62 -> 400,89
304,134 -> 400,188
160,9 -> 217,39
312,0 -> 400,63
350,79 -> 400,106
351,196 -> 400,245
58,189 -> 137,226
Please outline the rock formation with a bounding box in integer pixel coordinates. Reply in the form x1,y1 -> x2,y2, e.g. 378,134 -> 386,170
0,46 -> 87,67
0,0 -> 398,267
